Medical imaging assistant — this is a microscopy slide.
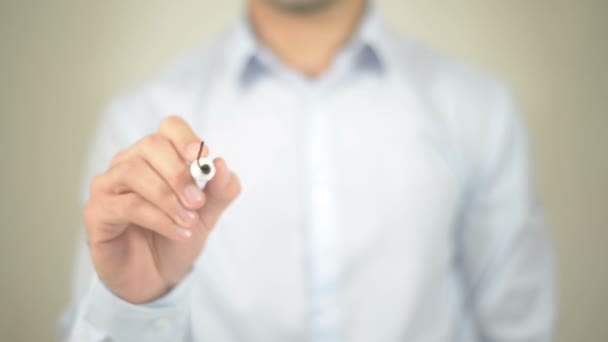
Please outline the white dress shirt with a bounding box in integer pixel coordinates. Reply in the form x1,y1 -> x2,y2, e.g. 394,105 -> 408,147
62,8 -> 556,342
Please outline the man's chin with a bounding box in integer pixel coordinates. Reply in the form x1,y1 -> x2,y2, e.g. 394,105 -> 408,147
266,0 -> 339,15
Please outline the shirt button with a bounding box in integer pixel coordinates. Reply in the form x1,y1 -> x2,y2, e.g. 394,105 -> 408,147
153,318 -> 170,330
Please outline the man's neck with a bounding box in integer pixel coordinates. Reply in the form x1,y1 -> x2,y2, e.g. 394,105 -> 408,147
249,0 -> 367,78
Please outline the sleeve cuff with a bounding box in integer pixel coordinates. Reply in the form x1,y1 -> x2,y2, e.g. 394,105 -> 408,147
83,272 -> 194,341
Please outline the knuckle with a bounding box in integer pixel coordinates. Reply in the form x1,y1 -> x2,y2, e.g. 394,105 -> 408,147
82,200 -> 97,227
160,115 -> 183,131
140,134 -> 163,150
167,166 -> 188,188
83,198 -> 106,237
154,183 -> 174,205
118,158 -> 143,175
89,174 -> 105,194
140,135 -> 171,158
110,149 -> 126,166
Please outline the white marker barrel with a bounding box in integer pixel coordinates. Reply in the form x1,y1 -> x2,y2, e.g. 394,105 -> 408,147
190,157 -> 216,189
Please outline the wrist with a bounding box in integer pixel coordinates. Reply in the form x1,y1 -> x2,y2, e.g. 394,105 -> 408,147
97,272 -> 173,305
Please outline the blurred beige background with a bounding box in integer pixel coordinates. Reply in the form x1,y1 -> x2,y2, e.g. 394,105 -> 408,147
0,0 -> 606,341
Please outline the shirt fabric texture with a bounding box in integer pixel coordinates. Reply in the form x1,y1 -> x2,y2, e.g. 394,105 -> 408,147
62,7 -> 556,342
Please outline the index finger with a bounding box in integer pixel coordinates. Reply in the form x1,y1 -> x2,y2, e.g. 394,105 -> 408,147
157,115 -> 209,162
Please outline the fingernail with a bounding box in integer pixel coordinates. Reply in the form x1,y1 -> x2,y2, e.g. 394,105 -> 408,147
177,207 -> 197,225
175,226 -> 192,239
184,184 -> 204,205
185,142 -> 201,160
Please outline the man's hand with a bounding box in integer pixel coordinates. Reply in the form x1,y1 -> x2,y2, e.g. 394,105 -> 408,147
83,116 -> 241,304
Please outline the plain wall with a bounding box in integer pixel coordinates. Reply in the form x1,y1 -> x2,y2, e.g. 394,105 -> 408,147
0,1 -> 606,341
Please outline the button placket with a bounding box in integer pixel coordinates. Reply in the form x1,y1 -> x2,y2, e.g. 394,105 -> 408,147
303,87 -> 343,340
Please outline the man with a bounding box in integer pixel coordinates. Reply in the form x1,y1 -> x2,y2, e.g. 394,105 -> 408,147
62,0 -> 556,341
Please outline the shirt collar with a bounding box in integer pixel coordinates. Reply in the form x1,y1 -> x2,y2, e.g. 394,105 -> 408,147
224,4 -> 390,87
351,4 -> 388,73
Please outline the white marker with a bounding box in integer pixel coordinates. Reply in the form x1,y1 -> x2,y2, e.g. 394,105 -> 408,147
190,157 -> 216,189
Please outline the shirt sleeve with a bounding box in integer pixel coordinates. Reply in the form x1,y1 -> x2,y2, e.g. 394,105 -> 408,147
62,272 -> 194,342
459,84 -> 557,341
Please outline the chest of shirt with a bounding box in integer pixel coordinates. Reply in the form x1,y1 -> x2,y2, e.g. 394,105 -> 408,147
187,76 -> 463,331
198,76 -> 461,244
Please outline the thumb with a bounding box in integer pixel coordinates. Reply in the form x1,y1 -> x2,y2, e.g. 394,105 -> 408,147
198,157 -> 240,231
